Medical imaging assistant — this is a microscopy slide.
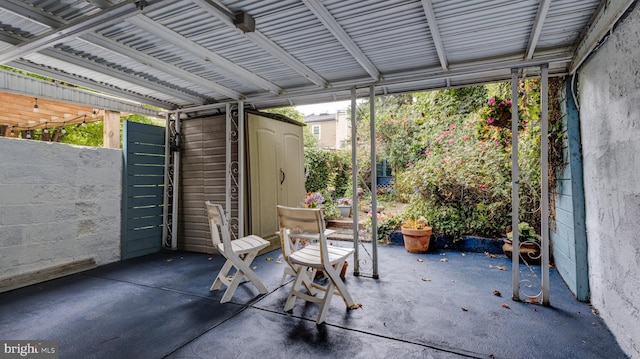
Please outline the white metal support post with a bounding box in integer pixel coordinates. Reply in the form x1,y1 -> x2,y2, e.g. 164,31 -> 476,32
369,85 -> 379,278
511,68 -> 521,300
351,87 -> 360,276
541,64 -> 550,305
238,102 -> 245,237
225,104 -> 232,228
223,103 -> 243,238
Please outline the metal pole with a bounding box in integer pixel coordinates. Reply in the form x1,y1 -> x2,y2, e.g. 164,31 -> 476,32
541,64 -> 550,305
171,111 -> 181,250
511,69 -> 520,300
162,112 -> 170,247
225,104 -> 232,225
370,85 -> 379,278
351,87 -> 360,276
238,101 -> 245,237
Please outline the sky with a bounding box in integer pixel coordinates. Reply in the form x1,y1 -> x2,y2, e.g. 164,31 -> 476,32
295,100 -> 351,116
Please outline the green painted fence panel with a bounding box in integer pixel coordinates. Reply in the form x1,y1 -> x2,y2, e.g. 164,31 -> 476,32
121,121 -> 166,260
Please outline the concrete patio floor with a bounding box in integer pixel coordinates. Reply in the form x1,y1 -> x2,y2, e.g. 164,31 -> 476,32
0,243 -> 628,359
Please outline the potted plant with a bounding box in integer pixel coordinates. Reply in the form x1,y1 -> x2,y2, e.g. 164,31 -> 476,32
502,222 -> 541,263
336,198 -> 352,218
303,192 -> 324,208
401,217 -> 432,253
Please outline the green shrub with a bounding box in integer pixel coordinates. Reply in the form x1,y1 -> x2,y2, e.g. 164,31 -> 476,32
304,148 -> 352,196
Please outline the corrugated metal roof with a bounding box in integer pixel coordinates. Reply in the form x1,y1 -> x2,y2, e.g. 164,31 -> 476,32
0,0 -> 617,114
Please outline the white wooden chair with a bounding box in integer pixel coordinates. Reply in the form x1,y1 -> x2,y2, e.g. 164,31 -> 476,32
205,201 -> 269,303
276,205 -> 355,324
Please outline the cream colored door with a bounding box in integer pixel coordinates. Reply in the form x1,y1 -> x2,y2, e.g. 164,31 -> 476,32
279,127 -> 305,207
248,115 -> 279,241
247,114 -> 304,247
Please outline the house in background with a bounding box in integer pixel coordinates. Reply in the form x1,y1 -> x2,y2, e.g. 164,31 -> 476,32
304,110 -> 350,149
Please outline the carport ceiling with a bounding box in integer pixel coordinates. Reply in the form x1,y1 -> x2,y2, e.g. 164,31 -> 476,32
0,0 -> 628,114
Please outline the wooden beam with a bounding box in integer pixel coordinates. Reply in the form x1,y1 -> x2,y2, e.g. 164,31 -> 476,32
103,110 -> 120,149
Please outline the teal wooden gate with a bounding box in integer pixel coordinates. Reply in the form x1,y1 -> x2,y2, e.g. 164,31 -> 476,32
121,121 -> 166,260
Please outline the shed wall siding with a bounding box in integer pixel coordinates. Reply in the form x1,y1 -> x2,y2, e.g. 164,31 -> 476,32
178,115 -> 233,254
578,4 -> 640,357
550,81 -> 589,301
0,137 -> 121,288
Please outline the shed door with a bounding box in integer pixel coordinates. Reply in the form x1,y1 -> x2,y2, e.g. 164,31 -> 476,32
247,114 -> 304,246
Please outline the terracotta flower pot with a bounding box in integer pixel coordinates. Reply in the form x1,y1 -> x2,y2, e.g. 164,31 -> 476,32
401,227 -> 433,253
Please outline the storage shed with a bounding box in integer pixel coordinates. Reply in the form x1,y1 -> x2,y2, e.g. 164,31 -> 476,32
177,110 -> 305,253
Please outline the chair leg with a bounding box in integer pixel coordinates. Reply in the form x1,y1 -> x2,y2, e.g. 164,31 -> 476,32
316,280 -> 335,324
213,251 -> 268,303
238,252 -> 268,294
326,261 -> 354,308
284,265 -> 311,311
211,259 -> 234,291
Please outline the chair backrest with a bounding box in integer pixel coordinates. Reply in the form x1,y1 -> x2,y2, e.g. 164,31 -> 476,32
205,201 -> 231,249
276,205 -> 328,260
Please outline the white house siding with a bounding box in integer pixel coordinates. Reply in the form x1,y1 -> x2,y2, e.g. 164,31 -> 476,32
0,137 -> 121,289
578,4 -> 640,357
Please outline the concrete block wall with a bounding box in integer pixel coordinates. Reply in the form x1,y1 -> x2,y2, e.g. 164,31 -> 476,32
578,4 -> 640,358
0,137 -> 122,284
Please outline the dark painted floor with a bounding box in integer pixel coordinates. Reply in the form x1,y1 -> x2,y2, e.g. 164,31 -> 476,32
0,243 -> 629,359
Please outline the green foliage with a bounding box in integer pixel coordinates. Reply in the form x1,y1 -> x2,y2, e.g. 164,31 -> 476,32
58,121 -> 103,147
304,148 -> 352,195
378,214 -> 403,242
329,150 -> 351,197
305,148 -> 332,193
320,199 -> 342,220
390,80 -> 541,240
57,114 -> 162,147
302,81 -> 542,241
414,86 -> 487,120
507,222 -> 539,242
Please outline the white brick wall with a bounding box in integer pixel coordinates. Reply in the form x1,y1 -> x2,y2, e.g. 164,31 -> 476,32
579,4 -> 640,358
0,137 -> 122,281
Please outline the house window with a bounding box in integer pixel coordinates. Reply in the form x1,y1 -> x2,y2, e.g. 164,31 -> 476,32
312,125 -> 320,139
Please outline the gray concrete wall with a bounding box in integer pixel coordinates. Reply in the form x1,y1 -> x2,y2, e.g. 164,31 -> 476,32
578,4 -> 640,358
0,137 -> 122,284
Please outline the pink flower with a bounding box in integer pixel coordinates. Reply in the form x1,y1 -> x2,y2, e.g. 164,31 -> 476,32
507,100 -> 512,106
406,162 -> 412,167
449,124 -> 456,130
463,135 -> 470,141
424,149 -> 430,156
523,121 -> 528,126
448,139 -> 455,144
442,130 -> 451,135
441,159 -> 446,163
488,98 -> 495,105
479,184 -> 487,189
495,141 -> 500,146
436,135 -> 444,142
487,118 -> 494,124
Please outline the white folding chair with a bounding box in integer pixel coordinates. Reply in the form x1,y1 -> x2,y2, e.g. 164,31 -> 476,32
276,205 -> 355,324
205,201 -> 269,303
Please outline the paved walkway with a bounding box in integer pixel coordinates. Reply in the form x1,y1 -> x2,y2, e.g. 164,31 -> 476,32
0,244 -> 628,359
